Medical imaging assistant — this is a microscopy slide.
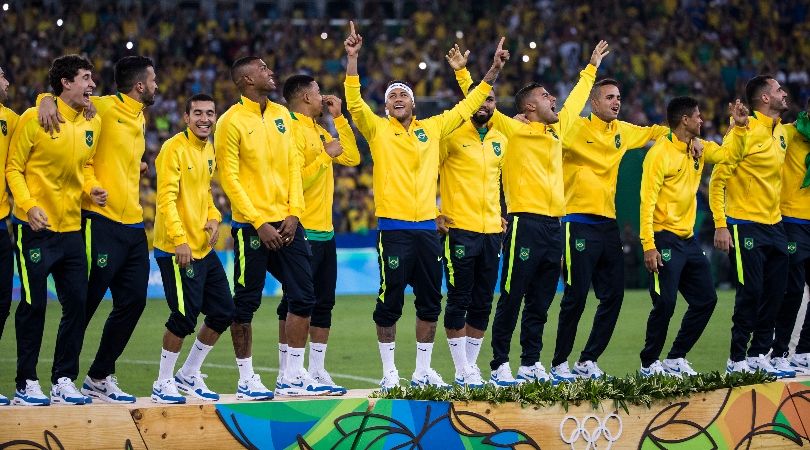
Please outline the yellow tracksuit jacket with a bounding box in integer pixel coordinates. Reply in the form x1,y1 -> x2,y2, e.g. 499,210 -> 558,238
344,74 -> 492,221
0,103 -> 20,219
780,124 -> 810,220
215,95 -> 304,229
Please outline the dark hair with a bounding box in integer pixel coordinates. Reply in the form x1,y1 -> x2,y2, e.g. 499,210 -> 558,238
282,74 -> 316,103
666,96 -> 699,129
231,56 -> 261,84
514,82 -> 543,113
114,56 -> 154,93
48,55 -> 93,95
591,78 -> 620,99
185,93 -> 215,114
745,75 -> 774,109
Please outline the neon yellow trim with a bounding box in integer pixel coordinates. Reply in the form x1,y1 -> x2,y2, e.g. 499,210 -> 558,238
84,218 -> 92,279
444,236 -> 455,286
17,225 -> 31,304
377,232 -> 386,301
653,272 -> 660,295
237,229 -> 246,286
565,222 -> 572,286
173,262 -> 185,316
733,225 -> 744,285
504,217 -> 519,294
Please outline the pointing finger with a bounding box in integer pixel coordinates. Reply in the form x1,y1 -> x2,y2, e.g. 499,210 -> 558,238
497,36 -> 505,51
349,20 -> 355,35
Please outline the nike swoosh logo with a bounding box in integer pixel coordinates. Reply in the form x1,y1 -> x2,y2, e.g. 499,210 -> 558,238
462,144 -> 472,147
395,133 -> 403,136
51,136 -> 58,140
437,256 -> 442,261
418,348 -> 427,352
248,130 -> 254,134
117,119 -> 125,123
188,166 -> 193,170
314,349 -> 323,353
98,387 -> 107,393
586,140 -> 595,144
195,345 -> 203,350
238,384 -> 248,390
291,381 -> 304,387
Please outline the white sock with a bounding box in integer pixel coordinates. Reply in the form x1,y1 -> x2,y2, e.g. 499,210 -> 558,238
286,347 -> 305,378
378,342 -> 396,373
416,342 -> 434,373
159,349 -> 180,381
278,343 -> 288,377
448,337 -> 467,373
466,337 -> 483,365
180,339 -> 213,375
309,342 -> 327,373
236,357 -> 254,380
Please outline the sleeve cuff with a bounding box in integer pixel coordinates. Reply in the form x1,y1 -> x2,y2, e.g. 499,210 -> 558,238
333,115 -> 349,127
454,68 -> 470,78
288,208 -> 304,218
317,151 -> 333,165
344,75 -> 361,87
732,125 -> 747,135
207,211 -> 222,223
714,219 -> 728,229
251,219 -> 266,231
641,241 -> 656,252
18,199 -> 38,214
171,235 -> 189,247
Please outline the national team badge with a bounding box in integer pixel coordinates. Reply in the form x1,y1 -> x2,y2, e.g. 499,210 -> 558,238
208,159 -> 213,175
29,248 -> 41,264
387,255 -> 399,269
661,248 -> 672,262
319,134 -> 327,143
274,118 -> 286,133
186,265 -> 195,278
744,237 -> 754,250
492,142 -> 502,156
85,130 -> 94,147
519,247 -> 530,261
97,253 -> 108,268
414,128 -> 428,142
249,235 -> 261,250
454,245 -> 465,259
788,242 -> 797,254
614,134 -> 622,149
780,135 -> 787,150
0,119 -> 6,136
575,239 -> 586,252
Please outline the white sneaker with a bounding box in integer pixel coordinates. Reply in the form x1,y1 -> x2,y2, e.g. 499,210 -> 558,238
236,373 -> 274,401
789,353 -> 810,375
276,370 -> 332,396
770,357 -> 797,379
550,362 -> 577,383
0,393 -> 8,406
13,379 -> 50,406
640,361 -> 668,377
454,365 -> 486,389
662,358 -> 698,377
747,354 -> 786,377
490,363 -> 523,387
175,370 -> 220,401
516,362 -> 551,383
379,369 -> 401,391
151,378 -> 186,404
51,377 -> 86,405
411,368 -> 451,388
573,360 -> 605,379
726,359 -> 755,374
309,368 -> 347,396
81,375 -> 136,403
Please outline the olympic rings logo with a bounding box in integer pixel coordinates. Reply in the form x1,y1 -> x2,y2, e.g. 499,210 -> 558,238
559,413 -> 623,450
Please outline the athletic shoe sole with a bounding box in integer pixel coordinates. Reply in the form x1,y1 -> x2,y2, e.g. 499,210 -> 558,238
81,388 -> 135,404
235,391 -> 274,401
13,397 -> 50,406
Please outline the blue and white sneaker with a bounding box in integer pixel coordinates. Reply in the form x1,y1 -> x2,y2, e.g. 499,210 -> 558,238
747,354 -> 792,378
770,357 -> 797,379
662,358 -> 698,377
13,379 -> 49,406
517,362 -> 551,383
276,370 -> 333,396
50,377 -> 86,405
175,370 -> 219,401
151,378 -> 186,404
0,393 -> 9,406
411,368 -> 451,389
789,353 -> 810,375
490,363 -> 523,387
236,373 -> 274,400
550,362 -> 577,383
309,369 -> 348,396
81,375 -> 136,404
573,360 -> 605,379
640,361 -> 668,377
379,369 -> 401,392
454,365 -> 486,389
726,359 -> 755,374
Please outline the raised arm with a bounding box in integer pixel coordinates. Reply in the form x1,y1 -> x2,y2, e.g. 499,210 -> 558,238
703,101 -> 750,165
558,41 -> 609,135
325,95 -> 361,167
343,20 -> 381,141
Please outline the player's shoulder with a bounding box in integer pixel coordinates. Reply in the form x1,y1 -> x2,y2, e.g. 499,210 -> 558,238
16,107 -> 41,130
1,104 -> 20,122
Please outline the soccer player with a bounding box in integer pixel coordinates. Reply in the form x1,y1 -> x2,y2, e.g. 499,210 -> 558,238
709,75 -> 793,377
454,41 -> 610,386
343,21 -> 508,389
7,55 -> 105,405
217,56 -> 328,399
277,75 -> 360,395
638,97 -> 749,377
151,94 -> 232,404
38,56 -> 156,403
770,97 -> 810,375
550,78 -> 670,381
0,66 -> 19,406
440,45 -> 508,388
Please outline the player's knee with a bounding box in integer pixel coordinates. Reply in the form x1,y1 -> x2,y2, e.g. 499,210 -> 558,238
465,312 -> 490,332
276,298 -> 288,322
416,306 -> 441,323
373,305 -> 401,327
286,298 -> 314,319
203,315 -> 232,335
233,296 -> 260,323
166,314 -> 197,338
310,312 -> 332,329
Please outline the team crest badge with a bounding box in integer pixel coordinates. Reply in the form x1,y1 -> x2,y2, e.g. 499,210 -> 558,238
780,135 -> 787,150
454,245 -> 465,259
614,134 -> 622,149
97,253 -> 108,268
575,239 -> 586,252
744,237 -> 754,250
387,255 -> 399,269
0,119 -> 6,136
249,235 -> 261,250
29,248 -> 41,263
186,265 -> 195,278
492,142 -> 502,156
274,118 -> 286,133
661,248 -> 672,262
319,134 -> 327,143
788,242 -> 797,254
519,247 -> 530,261
208,159 -> 213,175
414,128 -> 428,143
85,130 -> 94,147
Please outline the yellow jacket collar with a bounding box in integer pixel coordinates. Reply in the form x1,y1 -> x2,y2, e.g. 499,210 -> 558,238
115,92 -> 145,114
239,95 -> 268,116
752,110 -> 781,128
183,128 -> 208,149
588,113 -> 616,132
388,115 -> 419,133
290,110 -> 316,127
666,131 -> 690,153
56,97 -> 82,122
